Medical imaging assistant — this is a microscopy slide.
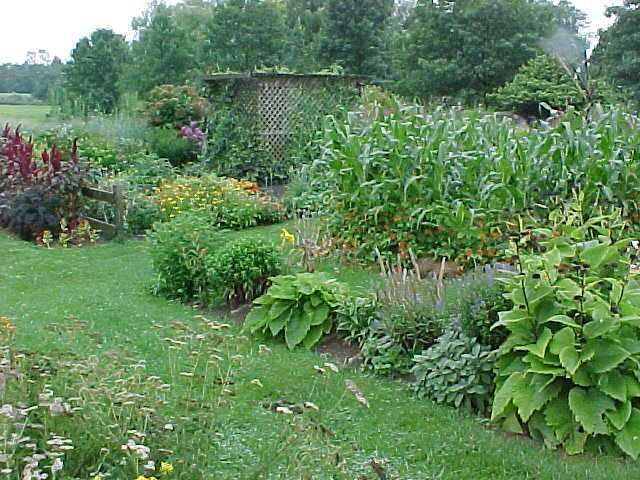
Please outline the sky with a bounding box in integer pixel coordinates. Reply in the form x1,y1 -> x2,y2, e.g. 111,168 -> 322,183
0,0 -> 625,64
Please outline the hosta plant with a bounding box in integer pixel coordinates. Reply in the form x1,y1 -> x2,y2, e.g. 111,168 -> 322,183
491,211 -> 640,458
413,328 -> 495,413
244,273 -> 346,350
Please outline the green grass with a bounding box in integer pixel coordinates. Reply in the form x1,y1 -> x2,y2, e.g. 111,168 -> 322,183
0,104 -> 52,130
2,229 -> 640,479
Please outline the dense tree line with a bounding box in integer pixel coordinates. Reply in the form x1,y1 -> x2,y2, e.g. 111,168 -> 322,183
3,0 -> 637,112
0,60 -> 64,101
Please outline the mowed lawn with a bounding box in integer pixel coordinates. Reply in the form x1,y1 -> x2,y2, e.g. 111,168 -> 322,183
0,104 -> 52,130
2,229 -> 640,479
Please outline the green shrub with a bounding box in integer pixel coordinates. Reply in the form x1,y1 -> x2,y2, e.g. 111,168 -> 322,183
207,239 -> 281,305
124,152 -> 175,187
148,212 -> 225,304
126,194 -> 162,235
145,127 -> 198,167
487,55 -> 585,118
144,84 -> 208,129
491,211 -> 640,458
413,329 -> 495,413
244,273 -> 346,350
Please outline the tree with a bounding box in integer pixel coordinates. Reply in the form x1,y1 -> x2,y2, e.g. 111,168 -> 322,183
319,0 -> 394,76
125,4 -> 194,94
284,0 -> 328,71
202,0 -> 291,72
66,29 -> 129,112
395,0 -> 585,103
591,0 -> 640,102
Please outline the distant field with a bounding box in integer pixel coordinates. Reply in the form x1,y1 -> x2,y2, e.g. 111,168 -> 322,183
0,92 -> 42,106
0,104 -> 52,130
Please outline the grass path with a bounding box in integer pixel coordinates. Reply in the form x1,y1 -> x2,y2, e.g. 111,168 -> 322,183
2,230 -> 640,479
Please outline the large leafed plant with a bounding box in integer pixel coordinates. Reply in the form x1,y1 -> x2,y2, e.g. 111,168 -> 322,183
491,210 -> 640,458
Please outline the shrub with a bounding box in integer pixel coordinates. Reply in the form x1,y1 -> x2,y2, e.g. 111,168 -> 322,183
491,211 -> 640,458
145,127 -> 198,167
144,84 -> 208,128
126,194 -> 163,235
148,212 -> 225,304
244,273 -> 346,350
124,152 -> 175,187
152,175 -> 282,229
413,329 -> 495,413
207,239 -> 281,305
2,187 -> 61,241
487,55 -> 585,118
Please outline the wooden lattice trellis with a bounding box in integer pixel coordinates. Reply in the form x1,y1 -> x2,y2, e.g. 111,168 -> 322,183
204,73 -> 366,164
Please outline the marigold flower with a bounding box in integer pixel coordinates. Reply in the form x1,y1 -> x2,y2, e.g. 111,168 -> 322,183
159,462 -> 174,474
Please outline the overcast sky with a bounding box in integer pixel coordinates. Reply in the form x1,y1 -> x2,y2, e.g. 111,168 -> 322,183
0,0 -> 624,64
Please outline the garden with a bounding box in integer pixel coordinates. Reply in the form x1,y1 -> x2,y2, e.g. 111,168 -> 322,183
2,74 -> 640,478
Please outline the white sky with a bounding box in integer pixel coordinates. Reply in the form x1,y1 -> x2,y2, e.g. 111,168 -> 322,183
0,0 -> 625,64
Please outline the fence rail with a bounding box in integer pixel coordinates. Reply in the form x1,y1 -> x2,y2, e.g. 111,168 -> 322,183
82,184 -> 125,239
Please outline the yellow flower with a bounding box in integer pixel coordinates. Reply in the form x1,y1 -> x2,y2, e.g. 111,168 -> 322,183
280,229 -> 295,244
159,462 -> 174,474
92,476 -> 104,480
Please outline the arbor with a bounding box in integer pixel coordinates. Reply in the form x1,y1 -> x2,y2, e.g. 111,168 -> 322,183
395,0 -> 585,102
202,0 -> 291,72
319,0 -> 394,76
66,29 -> 129,112
591,0 -> 640,102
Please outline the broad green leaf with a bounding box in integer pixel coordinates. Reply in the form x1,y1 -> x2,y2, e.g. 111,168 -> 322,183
606,401 -> 632,430
544,396 -> 573,443
615,408 -> 640,459
626,374 -> 640,398
268,308 -> 292,336
269,300 -> 291,320
491,372 -> 524,421
559,346 -> 580,375
516,327 -> 552,358
310,304 -> 330,326
583,316 -> 619,339
543,315 -> 580,328
513,373 -> 561,422
620,316 -> 640,328
581,242 -> 611,269
598,370 -> 627,402
285,311 -> 312,350
302,324 -> 325,349
529,411 -> 560,449
549,327 -> 575,355
556,278 -> 581,300
244,305 -> 269,332
268,284 -> 298,300
572,364 -> 594,387
564,429 -> 588,455
586,339 -> 630,373
568,387 -> 614,435
494,309 -> 530,330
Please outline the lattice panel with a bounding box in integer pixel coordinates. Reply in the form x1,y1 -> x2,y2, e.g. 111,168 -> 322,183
230,76 -> 362,164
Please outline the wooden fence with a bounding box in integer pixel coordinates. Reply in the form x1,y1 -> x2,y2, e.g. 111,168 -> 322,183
82,184 -> 125,239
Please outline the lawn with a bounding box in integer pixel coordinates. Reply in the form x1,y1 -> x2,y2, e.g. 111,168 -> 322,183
2,228 -> 640,479
0,104 -> 52,130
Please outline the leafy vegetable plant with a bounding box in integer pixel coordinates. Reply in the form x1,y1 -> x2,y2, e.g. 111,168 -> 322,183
491,211 -> 640,458
244,273 -> 345,350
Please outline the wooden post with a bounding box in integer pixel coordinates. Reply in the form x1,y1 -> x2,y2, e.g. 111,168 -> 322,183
113,183 -> 125,239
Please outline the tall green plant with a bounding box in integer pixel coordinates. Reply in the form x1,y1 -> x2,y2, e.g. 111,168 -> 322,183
491,209 -> 640,457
